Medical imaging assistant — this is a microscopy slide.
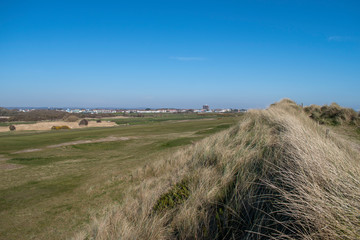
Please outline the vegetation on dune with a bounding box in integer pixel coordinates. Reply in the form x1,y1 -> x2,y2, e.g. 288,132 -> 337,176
76,99 -> 360,240
304,102 -> 360,126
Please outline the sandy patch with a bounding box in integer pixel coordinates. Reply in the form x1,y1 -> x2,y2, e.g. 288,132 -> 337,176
0,163 -> 24,170
0,154 -> 24,170
0,155 -> 9,161
13,136 -> 133,154
0,120 -> 118,132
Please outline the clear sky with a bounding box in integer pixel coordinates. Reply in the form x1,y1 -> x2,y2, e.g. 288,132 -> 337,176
1,0 -> 359,109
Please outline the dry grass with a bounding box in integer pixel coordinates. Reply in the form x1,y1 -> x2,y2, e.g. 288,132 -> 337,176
304,102 -> 360,126
75,99 -> 360,240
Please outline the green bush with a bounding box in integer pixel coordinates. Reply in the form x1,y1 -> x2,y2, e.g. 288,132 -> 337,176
153,179 -> 190,212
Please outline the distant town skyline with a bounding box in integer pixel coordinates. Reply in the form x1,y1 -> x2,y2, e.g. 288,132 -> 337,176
1,1 -> 359,109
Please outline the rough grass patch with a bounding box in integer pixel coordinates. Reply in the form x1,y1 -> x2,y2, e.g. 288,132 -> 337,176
153,179 -> 190,212
195,124 -> 231,135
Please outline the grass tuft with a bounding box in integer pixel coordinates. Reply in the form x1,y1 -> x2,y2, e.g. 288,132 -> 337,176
153,179 -> 190,212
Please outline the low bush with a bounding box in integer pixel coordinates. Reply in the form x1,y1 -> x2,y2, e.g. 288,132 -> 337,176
153,179 -> 190,212
51,125 -> 70,130
79,119 -> 88,126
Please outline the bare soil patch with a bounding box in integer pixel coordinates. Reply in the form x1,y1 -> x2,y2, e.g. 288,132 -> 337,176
0,163 -> 24,170
0,120 -> 117,132
0,154 -> 23,170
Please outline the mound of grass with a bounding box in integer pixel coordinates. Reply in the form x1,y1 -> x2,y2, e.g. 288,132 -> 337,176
304,102 -> 359,126
76,99 -> 360,240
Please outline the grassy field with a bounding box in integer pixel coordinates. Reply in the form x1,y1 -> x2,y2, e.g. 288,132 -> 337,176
98,113 -> 225,125
0,114 -> 241,240
75,100 -> 360,240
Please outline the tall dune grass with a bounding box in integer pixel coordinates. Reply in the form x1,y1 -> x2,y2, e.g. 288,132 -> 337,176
75,99 -> 360,240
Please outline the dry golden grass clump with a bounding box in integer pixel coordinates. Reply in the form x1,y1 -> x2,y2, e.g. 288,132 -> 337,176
304,102 -> 360,126
75,99 -> 360,240
51,125 -> 71,130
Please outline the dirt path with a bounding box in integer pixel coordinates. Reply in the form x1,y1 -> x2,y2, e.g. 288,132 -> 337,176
13,136 -> 133,154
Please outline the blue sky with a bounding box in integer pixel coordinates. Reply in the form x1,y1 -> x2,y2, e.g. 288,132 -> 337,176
0,0 -> 359,109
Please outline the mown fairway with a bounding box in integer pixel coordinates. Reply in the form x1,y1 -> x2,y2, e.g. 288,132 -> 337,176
0,115 -> 240,240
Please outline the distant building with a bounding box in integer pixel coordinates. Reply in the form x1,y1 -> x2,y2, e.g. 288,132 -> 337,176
202,105 -> 210,111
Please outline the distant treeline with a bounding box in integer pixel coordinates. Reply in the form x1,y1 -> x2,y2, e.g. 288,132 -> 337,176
0,107 -> 114,122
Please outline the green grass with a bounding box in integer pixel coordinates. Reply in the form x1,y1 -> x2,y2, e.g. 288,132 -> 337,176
109,113 -> 237,125
195,124 -> 232,135
153,179 -> 190,212
0,114 -> 241,240
0,175 -> 83,212
159,137 -> 198,149
9,155 -> 82,166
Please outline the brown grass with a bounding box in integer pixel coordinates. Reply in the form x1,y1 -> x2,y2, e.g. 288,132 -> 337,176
74,99 -> 360,240
304,102 -> 360,126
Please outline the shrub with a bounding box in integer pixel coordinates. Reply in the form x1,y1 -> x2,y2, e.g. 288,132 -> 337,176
79,119 -> 88,126
153,179 -> 190,212
51,125 -> 70,130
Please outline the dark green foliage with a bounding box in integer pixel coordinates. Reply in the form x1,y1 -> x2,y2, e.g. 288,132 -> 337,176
153,179 -> 190,212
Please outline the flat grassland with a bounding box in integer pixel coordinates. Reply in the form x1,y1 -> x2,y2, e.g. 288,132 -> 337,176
0,114 -> 241,240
